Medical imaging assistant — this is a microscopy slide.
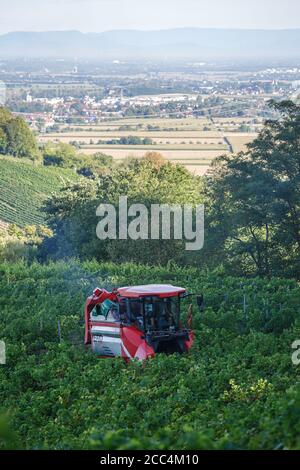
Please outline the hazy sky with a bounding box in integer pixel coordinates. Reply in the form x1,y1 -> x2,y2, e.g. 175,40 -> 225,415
0,0 -> 299,34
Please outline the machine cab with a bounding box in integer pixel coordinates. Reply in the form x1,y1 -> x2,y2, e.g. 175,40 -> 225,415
85,284 -> 194,360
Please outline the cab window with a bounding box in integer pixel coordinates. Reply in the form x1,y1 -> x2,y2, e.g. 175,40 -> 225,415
90,300 -> 119,322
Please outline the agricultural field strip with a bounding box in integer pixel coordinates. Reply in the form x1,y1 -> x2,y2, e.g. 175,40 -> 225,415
77,144 -> 228,150
40,132 -> 221,138
60,125 -> 212,130
57,121 -> 213,131
225,134 -> 257,153
81,148 -> 228,158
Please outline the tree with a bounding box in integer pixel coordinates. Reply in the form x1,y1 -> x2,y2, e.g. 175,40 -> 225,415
43,142 -> 78,167
0,128 -> 8,154
204,100 -> 300,278
42,143 -> 113,177
92,152 -> 113,167
142,152 -> 166,169
0,107 -> 40,160
42,159 -> 204,264
0,107 -> 12,127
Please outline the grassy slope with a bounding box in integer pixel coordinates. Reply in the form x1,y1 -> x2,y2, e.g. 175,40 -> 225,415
0,157 -> 79,227
1,260 -> 300,449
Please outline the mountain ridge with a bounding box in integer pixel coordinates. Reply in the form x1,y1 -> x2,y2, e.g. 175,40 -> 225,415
0,28 -> 299,59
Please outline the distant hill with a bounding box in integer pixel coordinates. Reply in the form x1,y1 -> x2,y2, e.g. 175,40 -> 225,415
0,28 -> 299,60
0,157 -> 79,227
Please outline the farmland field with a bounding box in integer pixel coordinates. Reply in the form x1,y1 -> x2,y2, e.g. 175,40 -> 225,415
62,117 -> 214,131
39,133 -> 223,142
213,117 -> 263,126
0,157 -> 79,226
40,117 -> 233,175
82,148 -> 228,175
225,133 -> 257,153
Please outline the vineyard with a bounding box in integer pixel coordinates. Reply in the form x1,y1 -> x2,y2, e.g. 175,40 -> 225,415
0,157 -> 79,227
1,260 -> 300,450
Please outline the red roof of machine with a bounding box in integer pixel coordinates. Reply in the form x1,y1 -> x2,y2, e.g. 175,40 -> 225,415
117,284 -> 186,298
